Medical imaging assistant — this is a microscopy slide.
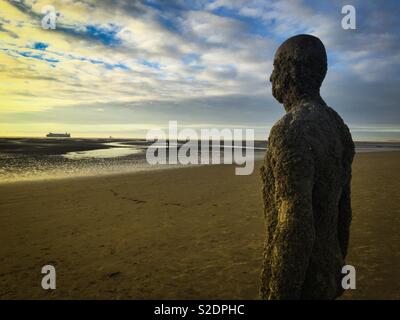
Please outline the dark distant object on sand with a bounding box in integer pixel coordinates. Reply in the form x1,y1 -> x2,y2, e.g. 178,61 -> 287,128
46,132 -> 71,138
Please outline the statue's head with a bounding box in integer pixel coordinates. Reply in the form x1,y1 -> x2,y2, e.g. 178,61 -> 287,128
270,34 -> 327,109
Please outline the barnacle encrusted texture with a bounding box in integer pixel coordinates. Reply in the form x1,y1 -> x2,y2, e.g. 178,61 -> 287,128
260,35 -> 355,299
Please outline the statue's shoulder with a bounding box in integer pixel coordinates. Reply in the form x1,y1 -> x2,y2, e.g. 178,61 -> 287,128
269,102 -> 323,149
268,113 -> 304,150
270,113 -> 294,136
270,108 -> 309,138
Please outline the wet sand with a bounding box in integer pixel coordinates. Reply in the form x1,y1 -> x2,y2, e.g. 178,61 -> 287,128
0,152 -> 399,299
0,138 -> 119,156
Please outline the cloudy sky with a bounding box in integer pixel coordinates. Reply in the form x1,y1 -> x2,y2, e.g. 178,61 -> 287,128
0,0 -> 399,140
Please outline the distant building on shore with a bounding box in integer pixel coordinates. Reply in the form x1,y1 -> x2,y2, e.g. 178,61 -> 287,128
46,132 -> 71,138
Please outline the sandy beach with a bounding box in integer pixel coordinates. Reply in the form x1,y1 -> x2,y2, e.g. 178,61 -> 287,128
0,152 -> 399,299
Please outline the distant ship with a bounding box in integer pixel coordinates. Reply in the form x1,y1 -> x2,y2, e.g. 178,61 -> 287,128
46,132 -> 71,138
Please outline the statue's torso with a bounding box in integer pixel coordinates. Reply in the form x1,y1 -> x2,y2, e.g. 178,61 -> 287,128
261,101 -> 355,299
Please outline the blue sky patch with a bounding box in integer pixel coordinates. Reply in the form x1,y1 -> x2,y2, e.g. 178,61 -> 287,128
85,23 -> 122,47
18,51 -> 59,63
138,59 -> 162,70
32,42 -> 48,50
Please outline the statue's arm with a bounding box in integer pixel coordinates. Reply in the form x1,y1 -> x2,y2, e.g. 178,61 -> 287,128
338,127 -> 354,259
268,123 -> 315,299
338,181 -> 351,258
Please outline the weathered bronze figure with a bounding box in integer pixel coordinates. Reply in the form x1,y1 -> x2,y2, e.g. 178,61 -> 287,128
260,34 -> 355,299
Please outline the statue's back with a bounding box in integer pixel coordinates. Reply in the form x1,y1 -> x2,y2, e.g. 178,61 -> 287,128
294,102 -> 355,298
